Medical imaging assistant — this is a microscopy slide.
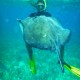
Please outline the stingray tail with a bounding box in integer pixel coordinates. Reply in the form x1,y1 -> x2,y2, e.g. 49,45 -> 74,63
64,62 -> 80,78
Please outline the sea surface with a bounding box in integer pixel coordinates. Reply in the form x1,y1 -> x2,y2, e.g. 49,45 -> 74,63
0,0 -> 80,80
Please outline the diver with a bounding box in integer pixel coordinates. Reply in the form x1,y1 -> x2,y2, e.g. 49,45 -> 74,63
17,0 -> 80,76
29,0 -> 51,17
29,0 -> 65,73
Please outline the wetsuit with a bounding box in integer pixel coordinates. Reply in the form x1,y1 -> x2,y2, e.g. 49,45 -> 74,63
29,11 -> 51,17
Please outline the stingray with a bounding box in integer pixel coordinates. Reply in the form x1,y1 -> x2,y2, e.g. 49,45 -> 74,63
17,16 -> 70,73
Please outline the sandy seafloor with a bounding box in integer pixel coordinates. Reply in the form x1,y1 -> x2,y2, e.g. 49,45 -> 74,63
0,0 -> 80,80
0,37 -> 80,80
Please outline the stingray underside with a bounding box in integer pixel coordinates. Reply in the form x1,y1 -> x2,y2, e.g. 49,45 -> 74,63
19,16 -> 70,50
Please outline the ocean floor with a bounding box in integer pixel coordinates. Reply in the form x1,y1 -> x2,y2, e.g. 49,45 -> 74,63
0,38 -> 80,80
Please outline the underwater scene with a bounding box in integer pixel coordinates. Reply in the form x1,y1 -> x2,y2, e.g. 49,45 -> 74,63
0,0 -> 80,80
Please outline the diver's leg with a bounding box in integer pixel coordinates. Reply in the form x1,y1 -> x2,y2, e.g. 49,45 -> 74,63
60,45 -> 65,72
57,45 -> 64,73
25,44 -> 36,74
60,45 -> 64,64
26,44 -> 33,60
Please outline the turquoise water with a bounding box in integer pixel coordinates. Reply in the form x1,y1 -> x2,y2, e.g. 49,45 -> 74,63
0,1 -> 80,80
